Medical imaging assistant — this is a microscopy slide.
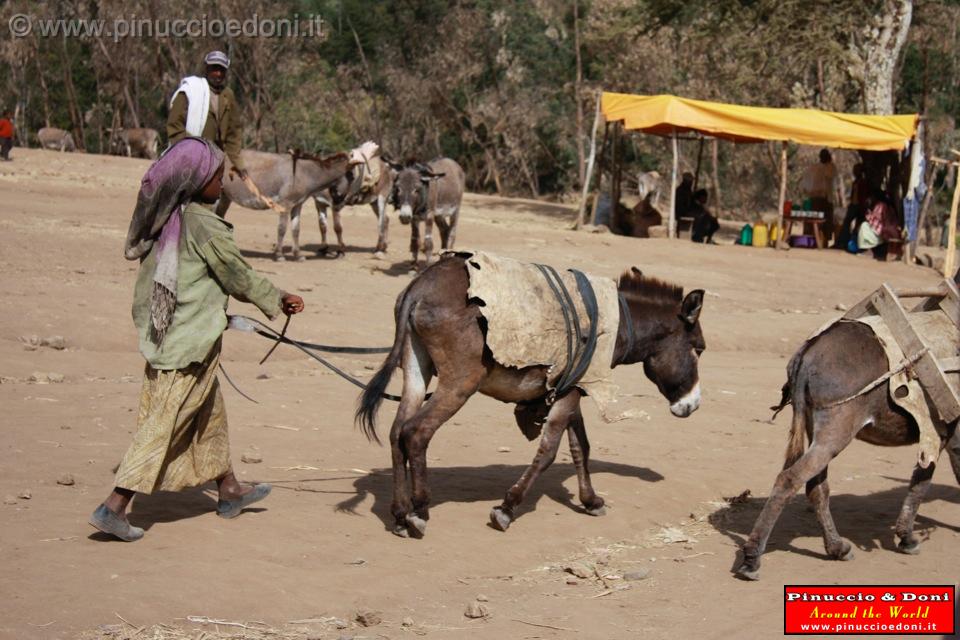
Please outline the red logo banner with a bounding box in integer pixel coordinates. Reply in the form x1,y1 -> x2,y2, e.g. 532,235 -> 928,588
784,585 -> 955,635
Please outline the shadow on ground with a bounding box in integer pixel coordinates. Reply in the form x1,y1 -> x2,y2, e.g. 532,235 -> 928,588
240,244 -> 371,262
88,485 -> 233,541
708,478 -> 960,574
367,259 -> 418,277
330,459 -> 664,530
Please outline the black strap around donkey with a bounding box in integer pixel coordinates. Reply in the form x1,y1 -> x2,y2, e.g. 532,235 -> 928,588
533,264 -> 600,403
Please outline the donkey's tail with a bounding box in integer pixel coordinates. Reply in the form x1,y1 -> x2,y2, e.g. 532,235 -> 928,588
770,338 -> 806,419
769,382 -> 792,420
783,388 -> 808,469
356,281 -> 417,444
777,345 -> 811,469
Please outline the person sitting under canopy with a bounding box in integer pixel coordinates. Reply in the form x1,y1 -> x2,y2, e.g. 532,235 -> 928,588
855,190 -> 901,260
690,189 -> 719,244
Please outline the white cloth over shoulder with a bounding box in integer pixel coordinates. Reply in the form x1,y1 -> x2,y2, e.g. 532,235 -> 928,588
170,76 -> 210,137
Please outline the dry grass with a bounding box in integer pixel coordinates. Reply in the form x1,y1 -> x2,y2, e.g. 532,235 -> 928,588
79,615 -> 354,640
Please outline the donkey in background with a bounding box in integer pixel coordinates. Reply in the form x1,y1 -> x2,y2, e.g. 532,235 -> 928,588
217,149 -> 360,261
387,158 -> 465,269
37,127 -> 76,152
357,254 -> 705,538
312,155 -> 394,258
112,127 -> 159,160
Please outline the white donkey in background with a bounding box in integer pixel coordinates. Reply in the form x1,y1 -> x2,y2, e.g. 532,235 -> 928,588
216,143 -> 373,261
312,143 -> 395,258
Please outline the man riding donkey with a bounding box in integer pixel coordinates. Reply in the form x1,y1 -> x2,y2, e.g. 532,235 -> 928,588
167,50 -> 248,182
89,137 -> 304,541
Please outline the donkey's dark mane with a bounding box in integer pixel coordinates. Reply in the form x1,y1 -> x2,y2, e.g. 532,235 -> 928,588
314,151 -> 349,168
294,150 -> 349,168
617,270 -> 683,307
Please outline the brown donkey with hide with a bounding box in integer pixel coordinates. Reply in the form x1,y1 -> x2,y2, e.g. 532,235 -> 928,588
357,253 -> 705,538
736,316 -> 960,581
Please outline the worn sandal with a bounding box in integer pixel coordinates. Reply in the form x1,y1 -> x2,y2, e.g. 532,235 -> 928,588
89,504 -> 145,541
216,483 -> 272,519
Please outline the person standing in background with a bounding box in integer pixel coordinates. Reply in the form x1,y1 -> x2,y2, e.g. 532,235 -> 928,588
675,172 -> 695,219
0,110 -> 15,161
689,189 -> 720,244
801,149 -> 842,244
167,51 -> 247,180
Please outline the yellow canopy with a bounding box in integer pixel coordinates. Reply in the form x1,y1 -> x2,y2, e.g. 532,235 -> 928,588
601,93 -> 918,151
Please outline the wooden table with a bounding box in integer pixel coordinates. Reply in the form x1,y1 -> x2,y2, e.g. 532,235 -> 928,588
782,212 -> 826,248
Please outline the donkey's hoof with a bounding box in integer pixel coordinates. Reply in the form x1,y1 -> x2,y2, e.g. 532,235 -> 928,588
489,506 -> 513,531
897,539 -> 921,555
373,250 -> 386,260
586,505 -> 607,517
735,564 -> 760,581
825,540 -> 855,561
836,543 -> 855,561
273,254 -> 285,262
392,523 -> 410,538
293,254 -> 306,262
405,514 -> 427,538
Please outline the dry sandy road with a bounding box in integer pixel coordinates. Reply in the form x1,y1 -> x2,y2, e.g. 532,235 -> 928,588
0,149 -> 957,639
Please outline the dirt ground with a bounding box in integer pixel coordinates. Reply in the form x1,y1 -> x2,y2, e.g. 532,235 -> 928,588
1,148 -> 958,640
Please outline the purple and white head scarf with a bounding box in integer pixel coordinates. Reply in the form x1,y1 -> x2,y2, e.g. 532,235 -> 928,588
123,137 -> 224,342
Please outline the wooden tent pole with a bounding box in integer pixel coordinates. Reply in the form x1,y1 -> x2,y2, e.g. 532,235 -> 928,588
946,163 -> 960,277
575,93 -> 602,229
669,128 -> 679,238
711,138 -> 722,213
693,136 -> 704,190
591,122 -> 611,225
775,141 -> 788,249
610,121 -> 621,224
912,167 -> 937,252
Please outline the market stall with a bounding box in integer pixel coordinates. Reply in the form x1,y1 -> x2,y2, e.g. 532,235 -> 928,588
579,92 -> 924,255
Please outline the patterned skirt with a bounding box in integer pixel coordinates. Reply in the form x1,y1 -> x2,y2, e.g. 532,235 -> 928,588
115,341 -> 231,493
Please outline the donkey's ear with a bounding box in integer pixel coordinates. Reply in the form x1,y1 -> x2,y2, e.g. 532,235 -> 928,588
630,266 -> 642,277
680,289 -> 704,326
420,171 -> 446,182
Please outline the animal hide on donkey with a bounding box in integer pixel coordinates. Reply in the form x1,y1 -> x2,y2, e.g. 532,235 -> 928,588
460,250 -> 621,420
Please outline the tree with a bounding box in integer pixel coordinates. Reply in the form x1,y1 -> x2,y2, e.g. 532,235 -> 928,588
848,0 -> 913,115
